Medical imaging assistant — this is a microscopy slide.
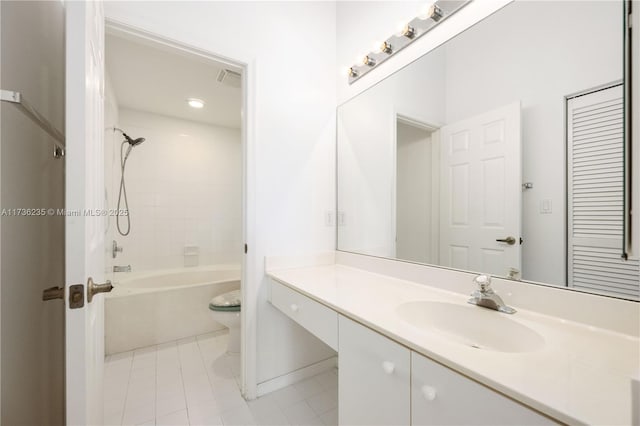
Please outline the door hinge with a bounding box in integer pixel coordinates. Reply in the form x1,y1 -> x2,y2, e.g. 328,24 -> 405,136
244,244 -> 248,254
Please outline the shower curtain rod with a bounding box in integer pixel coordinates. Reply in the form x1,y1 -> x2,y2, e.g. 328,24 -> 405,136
0,89 -> 65,158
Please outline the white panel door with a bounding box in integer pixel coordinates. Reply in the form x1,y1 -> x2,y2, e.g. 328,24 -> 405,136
66,1 -> 107,424
439,103 -> 521,276
338,315 -> 410,426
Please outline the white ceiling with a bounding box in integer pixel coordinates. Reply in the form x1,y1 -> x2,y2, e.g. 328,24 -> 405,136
106,33 -> 242,129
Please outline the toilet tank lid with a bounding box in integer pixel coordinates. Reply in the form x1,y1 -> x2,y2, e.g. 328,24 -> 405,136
209,289 -> 241,308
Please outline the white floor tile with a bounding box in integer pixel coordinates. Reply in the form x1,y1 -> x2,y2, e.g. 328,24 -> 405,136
247,396 -> 289,426
314,371 -> 337,392
184,379 -> 215,405
306,390 -> 337,416
126,392 -> 156,410
104,410 -> 124,426
220,403 -> 256,426
187,397 -> 223,424
270,385 -> 305,410
292,378 -> 324,400
104,332 -> 341,426
213,390 -> 247,413
282,400 -> 319,425
319,408 -> 337,426
156,392 -> 187,418
123,401 -> 155,425
156,408 -> 189,426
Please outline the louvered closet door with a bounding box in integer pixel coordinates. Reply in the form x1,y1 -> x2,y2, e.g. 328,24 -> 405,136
567,84 -> 639,300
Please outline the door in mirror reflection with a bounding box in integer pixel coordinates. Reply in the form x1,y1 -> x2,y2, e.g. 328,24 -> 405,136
567,84 -> 639,299
439,102 -> 521,278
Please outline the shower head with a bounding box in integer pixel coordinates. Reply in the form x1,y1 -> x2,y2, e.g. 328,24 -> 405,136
127,135 -> 146,146
114,127 -> 146,147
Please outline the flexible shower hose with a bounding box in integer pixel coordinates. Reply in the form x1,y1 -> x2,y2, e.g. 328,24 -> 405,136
116,141 -> 132,236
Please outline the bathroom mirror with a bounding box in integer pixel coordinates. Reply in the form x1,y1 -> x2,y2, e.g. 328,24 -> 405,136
337,0 -> 640,300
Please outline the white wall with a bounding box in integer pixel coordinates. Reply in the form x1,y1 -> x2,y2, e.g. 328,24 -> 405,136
0,1 -> 65,424
104,1 -> 337,390
105,73 -> 120,280
106,108 -> 242,272
336,0 -> 622,286
337,48 -> 446,256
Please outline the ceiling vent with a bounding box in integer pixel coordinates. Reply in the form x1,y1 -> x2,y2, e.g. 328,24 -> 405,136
216,69 -> 241,88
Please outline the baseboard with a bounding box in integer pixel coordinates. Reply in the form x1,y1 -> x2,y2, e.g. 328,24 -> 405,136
256,356 -> 338,397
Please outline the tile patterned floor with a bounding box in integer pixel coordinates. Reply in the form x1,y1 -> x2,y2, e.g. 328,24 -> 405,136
103,331 -> 338,426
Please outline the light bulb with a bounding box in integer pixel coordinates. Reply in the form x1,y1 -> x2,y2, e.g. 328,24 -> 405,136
400,24 -> 416,38
187,98 -> 205,109
396,21 -> 415,38
380,41 -> 393,54
420,3 -> 443,21
362,55 -> 376,66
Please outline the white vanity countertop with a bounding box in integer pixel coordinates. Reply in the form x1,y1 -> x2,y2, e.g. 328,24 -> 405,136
267,264 -> 639,426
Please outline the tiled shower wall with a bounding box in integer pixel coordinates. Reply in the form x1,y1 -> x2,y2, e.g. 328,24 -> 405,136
106,108 -> 242,272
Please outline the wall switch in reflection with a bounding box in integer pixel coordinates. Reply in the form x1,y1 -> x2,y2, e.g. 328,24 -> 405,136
324,211 -> 335,227
540,199 -> 552,214
337,211 -> 346,226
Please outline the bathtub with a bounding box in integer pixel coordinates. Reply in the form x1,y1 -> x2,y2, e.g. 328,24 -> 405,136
105,265 -> 240,355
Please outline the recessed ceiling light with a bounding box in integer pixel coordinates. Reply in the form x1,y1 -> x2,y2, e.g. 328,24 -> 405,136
187,98 -> 205,109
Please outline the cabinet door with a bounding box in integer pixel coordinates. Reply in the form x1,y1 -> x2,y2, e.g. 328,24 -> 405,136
411,352 -> 557,425
339,315 -> 410,425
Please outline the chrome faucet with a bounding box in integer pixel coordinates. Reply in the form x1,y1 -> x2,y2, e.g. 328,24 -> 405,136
113,265 -> 131,273
468,274 -> 516,314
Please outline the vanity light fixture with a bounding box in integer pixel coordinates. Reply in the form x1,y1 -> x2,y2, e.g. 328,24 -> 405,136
347,0 -> 472,84
187,98 -> 205,109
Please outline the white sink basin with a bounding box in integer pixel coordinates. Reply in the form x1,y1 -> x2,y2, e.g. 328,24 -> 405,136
396,301 -> 545,353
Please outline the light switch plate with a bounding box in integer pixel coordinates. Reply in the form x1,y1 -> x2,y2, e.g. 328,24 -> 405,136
540,199 -> 552,214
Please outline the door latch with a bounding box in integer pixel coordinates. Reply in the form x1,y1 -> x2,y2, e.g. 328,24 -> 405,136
69,284 -> 84,308
42,277 -> 113,308
42,286 -> 64,301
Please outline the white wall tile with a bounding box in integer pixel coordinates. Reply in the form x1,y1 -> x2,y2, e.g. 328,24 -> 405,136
106,109 -> 242,273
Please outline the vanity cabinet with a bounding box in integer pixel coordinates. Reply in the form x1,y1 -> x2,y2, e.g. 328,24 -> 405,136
270,279 -> 338,350
268,280 -> 561,425
411,352 -> 555,425
338,315 -> 410,426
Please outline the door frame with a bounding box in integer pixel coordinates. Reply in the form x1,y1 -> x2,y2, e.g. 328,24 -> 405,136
391,111 -> 440,261
103,20 -> 258,399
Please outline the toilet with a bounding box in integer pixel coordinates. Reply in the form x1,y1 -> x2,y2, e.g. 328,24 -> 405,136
208,289 -> 241,353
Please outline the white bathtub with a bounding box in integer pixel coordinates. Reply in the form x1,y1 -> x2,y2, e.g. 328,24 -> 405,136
105,265 -> 240,355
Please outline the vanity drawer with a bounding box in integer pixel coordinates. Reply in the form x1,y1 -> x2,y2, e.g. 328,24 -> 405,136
270,279 -> 338,350
411,351 -> 557,425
